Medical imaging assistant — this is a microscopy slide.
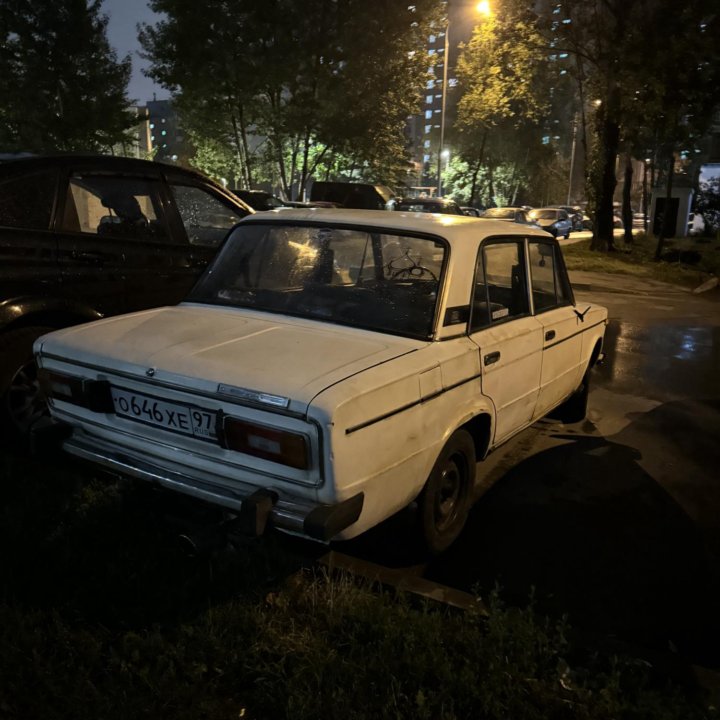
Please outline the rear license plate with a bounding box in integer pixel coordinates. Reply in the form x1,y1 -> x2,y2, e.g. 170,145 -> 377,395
110,387 -> 217,440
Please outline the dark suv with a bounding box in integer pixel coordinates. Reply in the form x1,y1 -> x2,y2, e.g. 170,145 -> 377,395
0,154 -> 253,436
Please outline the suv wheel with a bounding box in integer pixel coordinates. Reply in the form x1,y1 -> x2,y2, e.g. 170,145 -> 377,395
0,326 -> 53,439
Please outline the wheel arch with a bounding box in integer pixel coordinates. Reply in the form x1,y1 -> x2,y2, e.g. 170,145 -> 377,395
0,296 -> 103,334
458,411 -> 493,462
589,337 -> 603,367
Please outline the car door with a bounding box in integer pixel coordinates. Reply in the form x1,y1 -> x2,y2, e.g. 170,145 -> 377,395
468,238 -> 544,444
0,166 -> 60,312
527,239 -> 583,418
164,179 -> 252,289
58,168 -> 185,314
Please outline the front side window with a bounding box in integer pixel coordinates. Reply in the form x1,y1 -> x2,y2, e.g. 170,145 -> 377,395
0,169 -> 57,230
528,241 -> 571,312
470,240 -> 529,330
62,174 -> 167,241
171,184 -> 249,246
189,224 -> 446,339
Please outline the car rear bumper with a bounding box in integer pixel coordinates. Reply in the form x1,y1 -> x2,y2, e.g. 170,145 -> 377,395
34,420 -> 363,542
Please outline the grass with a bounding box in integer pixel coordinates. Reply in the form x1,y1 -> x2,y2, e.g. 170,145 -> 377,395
0,450 -> 714,719
563,232 -> 720,288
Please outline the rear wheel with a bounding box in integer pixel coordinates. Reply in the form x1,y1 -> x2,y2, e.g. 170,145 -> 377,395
0,326 -> 54,440
418,429 -> 475,555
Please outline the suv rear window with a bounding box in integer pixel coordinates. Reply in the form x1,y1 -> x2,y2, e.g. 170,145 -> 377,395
0,170 -> 57,230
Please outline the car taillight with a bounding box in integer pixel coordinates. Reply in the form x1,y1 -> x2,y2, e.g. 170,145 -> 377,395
222,417 -> 309,470
38,369 -> 114,413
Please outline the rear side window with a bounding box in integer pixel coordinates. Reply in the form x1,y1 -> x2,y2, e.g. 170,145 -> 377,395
0,170 -> 57,230
528,241 -> 572,311
61,174 -> 168,241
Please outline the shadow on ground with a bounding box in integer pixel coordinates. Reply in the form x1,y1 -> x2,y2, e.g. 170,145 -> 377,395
422,397 -> 720,666
335,397 -> 720,666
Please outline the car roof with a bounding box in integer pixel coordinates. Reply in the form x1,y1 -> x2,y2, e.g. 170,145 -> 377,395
0,153 -> 254,212
239,207 -> 550,242
0,153 -> 212,184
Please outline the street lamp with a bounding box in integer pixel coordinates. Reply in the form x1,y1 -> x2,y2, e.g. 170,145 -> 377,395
436,1 -> 492,197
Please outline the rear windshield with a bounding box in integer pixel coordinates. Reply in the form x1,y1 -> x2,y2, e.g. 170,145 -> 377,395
189,223 -> 447,339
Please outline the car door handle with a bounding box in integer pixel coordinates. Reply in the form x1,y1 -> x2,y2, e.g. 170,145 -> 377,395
484,351 -> 501,366
545,330 -> 556,341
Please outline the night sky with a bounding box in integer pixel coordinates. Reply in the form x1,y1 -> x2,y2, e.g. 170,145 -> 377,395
103,0 -> 168,103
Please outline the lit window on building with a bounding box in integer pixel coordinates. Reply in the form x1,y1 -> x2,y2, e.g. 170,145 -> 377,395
427,80 -> 435,89
424,140 -> 431,149
542,136 -> 550,144
149,123 -> 155,129
425,124 -> 432,133
429,34 -> 436,43
423,154 -> 430,163
161,130 -> 167,136
426,95 -> 433,104
448,78 -> 458,87
425,111 -> 432,119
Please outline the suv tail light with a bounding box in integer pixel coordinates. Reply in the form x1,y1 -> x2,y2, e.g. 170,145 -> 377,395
222,417 -> 309,470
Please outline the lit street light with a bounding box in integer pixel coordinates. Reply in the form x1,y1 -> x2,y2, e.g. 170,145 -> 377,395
436,1 -> 492,197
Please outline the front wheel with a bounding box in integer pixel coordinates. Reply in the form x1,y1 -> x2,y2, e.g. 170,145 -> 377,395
0,326 -> 54,440
418,429 -> 476,555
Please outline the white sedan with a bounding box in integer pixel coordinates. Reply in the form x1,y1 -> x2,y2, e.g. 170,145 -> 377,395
35,210 -> 607,553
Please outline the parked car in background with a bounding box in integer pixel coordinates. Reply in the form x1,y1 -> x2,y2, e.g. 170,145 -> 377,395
480,207 -> 539,227
461,206 -> 483,217
389,196 -> 464,215
310,181 -> 396,210
0,154 -> 253,437
557,205 -> 584,232
36,209 -> 607,553
235,190 -> 295,211
528,207 -> 573,238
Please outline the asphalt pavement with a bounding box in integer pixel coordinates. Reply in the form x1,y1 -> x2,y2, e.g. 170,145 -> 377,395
337,270 -> 720,668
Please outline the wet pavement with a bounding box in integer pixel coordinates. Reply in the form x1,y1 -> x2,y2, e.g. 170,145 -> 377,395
335,273 -> 720,667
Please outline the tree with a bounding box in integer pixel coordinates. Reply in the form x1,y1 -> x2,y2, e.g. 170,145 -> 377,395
141,0 -> 441,196
0,0 -> 134,152
541,0 -> 720,252
453,4 -> 552,206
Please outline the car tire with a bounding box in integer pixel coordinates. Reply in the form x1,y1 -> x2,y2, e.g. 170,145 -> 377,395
418,429 -> 475,555
0,326 -> 54,440
551,370 -> 590,424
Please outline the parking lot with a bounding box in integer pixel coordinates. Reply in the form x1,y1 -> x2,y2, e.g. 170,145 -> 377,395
337,271 -> 720,666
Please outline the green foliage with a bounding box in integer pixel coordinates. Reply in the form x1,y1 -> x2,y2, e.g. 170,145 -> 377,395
543,0 -> 720,250
140,1 -> 441,195
451,5 -> 555,206
0,0 -> 135,152
0,450 -> 712,719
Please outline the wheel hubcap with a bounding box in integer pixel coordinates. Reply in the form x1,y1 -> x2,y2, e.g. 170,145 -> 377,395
6,360 -> 47,434
434,457 -> 463,532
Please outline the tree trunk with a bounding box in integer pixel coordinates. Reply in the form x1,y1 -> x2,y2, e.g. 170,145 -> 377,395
622,153 -> 633,244
590,93 -> 620,252
469,159 -> 482,206
654,148 -> 675,260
